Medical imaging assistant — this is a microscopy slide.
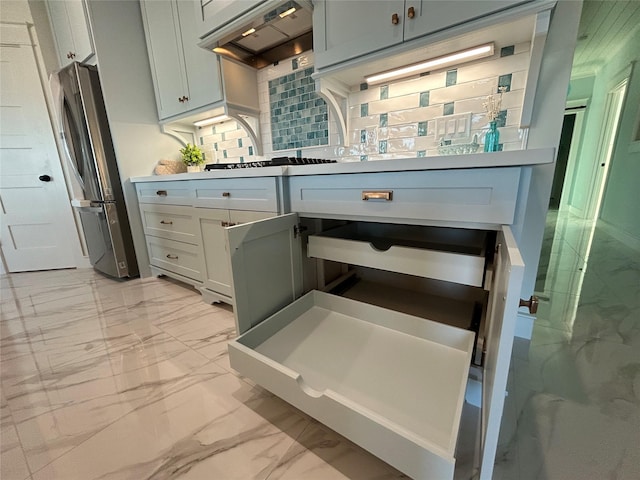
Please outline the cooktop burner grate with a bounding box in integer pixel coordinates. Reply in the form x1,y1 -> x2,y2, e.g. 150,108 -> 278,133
204,157 -> 337,170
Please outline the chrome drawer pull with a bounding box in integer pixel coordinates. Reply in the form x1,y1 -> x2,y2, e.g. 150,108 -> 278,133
156,190 -> 168,196
166,254 -> 178,260
362,190 -> 393,201
160,220 -> 173,225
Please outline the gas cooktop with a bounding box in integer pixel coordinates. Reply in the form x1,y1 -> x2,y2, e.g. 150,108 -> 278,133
204,157 -> 337,170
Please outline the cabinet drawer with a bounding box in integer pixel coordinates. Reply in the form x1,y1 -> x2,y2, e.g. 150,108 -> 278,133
141,204 -> 198,244
136,181 -> 194,205
192,177 -> 279,212
308,223 -> 487,287
289,167 -> 521,225
229,290 -> 474,480
146,236 -> 202,281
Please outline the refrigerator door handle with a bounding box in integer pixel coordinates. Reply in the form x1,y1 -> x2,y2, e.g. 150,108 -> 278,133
80,206 -> 105,214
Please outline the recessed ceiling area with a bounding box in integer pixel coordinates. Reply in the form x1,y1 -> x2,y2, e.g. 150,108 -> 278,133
571,0 -> 640,77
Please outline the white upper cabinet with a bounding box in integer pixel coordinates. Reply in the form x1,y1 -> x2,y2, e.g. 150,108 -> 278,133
403,0 -> 530,41
313,0 -> 531,71
314,0 -> 404,70
46,0 -> 94,67
140,0 -> 223,121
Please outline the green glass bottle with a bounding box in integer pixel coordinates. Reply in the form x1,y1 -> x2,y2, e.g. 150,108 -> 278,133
484,121 -> 500,152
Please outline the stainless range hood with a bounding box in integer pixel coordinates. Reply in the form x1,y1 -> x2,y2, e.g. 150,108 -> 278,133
198,0 -> 313,69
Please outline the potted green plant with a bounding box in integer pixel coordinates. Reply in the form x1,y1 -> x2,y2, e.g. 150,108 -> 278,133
180,143 -> 204,172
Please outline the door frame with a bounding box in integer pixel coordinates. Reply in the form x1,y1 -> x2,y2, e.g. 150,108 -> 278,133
558,99 -> 587,212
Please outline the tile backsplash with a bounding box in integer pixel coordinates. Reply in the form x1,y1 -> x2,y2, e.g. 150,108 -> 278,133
198,42 -> 530,164
268,67 -> 328,151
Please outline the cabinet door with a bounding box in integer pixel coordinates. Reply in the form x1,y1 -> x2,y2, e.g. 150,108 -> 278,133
199,209 -> 275,298
65,0 -> 93,62
47,0 -> 94,67
198,208 -> 232,297
226,213 -> 303,335
176,1 -> 223,111
47,0 -> 75,66
140,0 -> 188,120
403,0 -> 529,41
314,0 -> 404,70
479,226 -> 524,480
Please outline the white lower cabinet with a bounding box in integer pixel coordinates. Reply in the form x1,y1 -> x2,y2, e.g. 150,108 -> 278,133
135,176 -> 281,303
197,208 -> 274,304
146,235 -> 203,283
226,208 -> 524,479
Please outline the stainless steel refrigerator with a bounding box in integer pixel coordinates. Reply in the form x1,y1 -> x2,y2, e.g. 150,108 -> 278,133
52,62 -> 138,278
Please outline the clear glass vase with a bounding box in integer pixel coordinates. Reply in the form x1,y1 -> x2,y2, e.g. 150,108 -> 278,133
484,121 -> 500,152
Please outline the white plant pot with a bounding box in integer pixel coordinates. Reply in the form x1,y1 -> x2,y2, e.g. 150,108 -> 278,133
186,165 -> 202,173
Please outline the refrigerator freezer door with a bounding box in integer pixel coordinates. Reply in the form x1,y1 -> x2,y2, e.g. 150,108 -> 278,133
77,203 -> 131,278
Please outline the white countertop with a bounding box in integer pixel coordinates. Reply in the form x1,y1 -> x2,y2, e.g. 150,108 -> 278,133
129,148 -> 555,183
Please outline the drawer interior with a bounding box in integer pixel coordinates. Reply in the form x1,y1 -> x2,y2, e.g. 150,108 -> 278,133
315,222 -> 488,255
234,291 -> 475,467
335,274 -> 484,331
308,222 -> 491,287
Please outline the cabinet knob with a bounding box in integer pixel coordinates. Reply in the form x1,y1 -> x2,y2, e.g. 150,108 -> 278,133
178,97 -> 184,103
66,52 -> 76,59
166,254 -> 179,260
222,192 -> 231,197
391,13 -> 399,25
519,295 -> 539,314
221,221 -> 229,227
407,6 -> 415,18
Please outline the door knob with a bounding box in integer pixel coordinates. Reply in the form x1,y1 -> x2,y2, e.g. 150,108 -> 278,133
519,295 -> 539,314
39,174 -> 52,182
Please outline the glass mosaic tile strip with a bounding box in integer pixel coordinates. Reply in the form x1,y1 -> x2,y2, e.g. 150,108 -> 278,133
269,67 -> 328,151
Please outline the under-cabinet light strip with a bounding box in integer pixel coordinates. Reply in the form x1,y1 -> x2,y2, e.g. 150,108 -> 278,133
193,115 -> 229,127
279,7 -> 296,18
365,43 -> 494,84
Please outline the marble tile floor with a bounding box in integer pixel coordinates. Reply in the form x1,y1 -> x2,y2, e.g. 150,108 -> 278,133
0,271 -> 407,480
1,210 -> 638,479
493,211 -> 640,480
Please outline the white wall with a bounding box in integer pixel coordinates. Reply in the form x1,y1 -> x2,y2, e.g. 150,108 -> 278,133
563,27 -> 640,248
596,29 -> 640,245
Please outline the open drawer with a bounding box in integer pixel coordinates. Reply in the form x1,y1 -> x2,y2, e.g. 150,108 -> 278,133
229,290 -> 474,479
225,213 -> 524,480
308,222 -> 488,287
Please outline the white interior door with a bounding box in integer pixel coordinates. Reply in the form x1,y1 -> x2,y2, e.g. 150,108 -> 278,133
0,25 -> 79,272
